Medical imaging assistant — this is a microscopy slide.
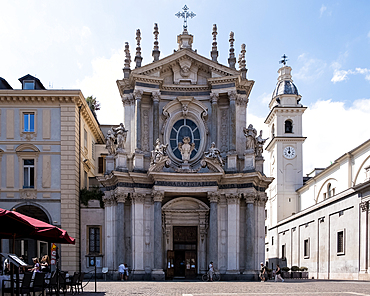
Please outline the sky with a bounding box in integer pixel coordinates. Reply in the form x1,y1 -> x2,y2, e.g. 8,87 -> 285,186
1,0 -> 369,175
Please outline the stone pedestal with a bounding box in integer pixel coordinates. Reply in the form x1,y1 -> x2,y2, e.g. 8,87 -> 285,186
255,156 -> 264,174
227,154 -> 238,172
243,150 -> 255,172
106,155 -> 114,173
115,152 -> 128,172
133,153 -> 144,172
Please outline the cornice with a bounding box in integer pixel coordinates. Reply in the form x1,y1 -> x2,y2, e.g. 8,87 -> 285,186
0,90 -> 105,144
264,106 -> 307,125
265,136 -> 307,151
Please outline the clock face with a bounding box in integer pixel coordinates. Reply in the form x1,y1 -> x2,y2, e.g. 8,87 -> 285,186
283,146 -> 296,159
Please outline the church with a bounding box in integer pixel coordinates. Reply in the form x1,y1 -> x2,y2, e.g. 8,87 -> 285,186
95,19 -> 273,280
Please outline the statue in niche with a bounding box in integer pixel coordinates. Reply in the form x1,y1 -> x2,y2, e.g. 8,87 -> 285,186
178,136 -> 195,162
151,138 -> 168,164
244,124 -> 257,151
204,142 -> 224,166
113,123 -> 128,152
256,130 -> 269,157
105,129 -> 116,155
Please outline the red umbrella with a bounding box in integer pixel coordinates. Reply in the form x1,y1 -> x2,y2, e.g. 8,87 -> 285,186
0,208 -> 75,244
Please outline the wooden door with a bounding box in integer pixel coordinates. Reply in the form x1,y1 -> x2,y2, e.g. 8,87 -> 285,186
185,251 -> 197,278
166,250 -> 175,278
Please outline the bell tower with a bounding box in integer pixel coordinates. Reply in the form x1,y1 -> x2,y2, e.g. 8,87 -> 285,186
264,60 -> 307,225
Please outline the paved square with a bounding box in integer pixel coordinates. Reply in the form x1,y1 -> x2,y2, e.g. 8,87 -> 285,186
82,280 -> 370,296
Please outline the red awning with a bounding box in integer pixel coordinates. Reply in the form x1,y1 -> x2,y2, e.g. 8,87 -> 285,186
0,208 -> 75,244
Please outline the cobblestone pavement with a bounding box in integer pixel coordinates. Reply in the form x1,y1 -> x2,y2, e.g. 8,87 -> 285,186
82,280 -> 370,296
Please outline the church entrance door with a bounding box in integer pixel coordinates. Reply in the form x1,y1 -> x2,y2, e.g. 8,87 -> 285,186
173,226 -> 197,278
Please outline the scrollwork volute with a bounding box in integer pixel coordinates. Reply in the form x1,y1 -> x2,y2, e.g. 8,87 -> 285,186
133,89 -> 143,100
210,92 -> 219,104
226,193 -> 241,204
152,91 -> 161,102
228,90 -> 237,101
131,192 -> 146,204
360,200 -> 369,212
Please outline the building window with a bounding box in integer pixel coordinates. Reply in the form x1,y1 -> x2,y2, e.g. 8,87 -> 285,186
271,124 -> 275,138
23,80 -> 35,90
170,118 -> 200,160
23,113 -> 35,132
84,129 -> 88,148
272,236 -> 274,245
265,226 -> 267,236
98,156 -> 105,174
285,120 -> 293,133
84,171 -> 88,189
304,238 -> 310,258
281,244 -> 286,260
323,192 -> 327,200
327,183 -> 332,198
88,227 -> 101,254
23,159 -> 35,188
337,230 -> 345,255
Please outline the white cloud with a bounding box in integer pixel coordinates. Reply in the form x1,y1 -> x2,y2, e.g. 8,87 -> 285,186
368,31 -> 370,39
257,92 -> 272,105
320,5 -> 327,17
295,53 -> 327,82
303,99 -> 370,173
76,45 -> 126,125
331,67 -> 370,83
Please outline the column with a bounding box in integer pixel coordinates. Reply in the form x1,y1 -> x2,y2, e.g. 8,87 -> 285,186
115,192 -> 127,267
360,200 -> 369,277
210,92 -> 219,144
244,194 -> 255,273
131,193 -> 145,278
122,94 -> 133,153
152,190 -> 165,280
103,192 -> 116,270
134,89 -> 143,151
226,193 -> 240,274
228,90 -> 237,152
208,192 -> 219,267
255,193 -> 267,269
152,91 -> 160,145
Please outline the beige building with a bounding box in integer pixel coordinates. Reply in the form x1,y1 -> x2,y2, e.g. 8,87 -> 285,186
0,74 -> 104,273
265,65 -> 370,280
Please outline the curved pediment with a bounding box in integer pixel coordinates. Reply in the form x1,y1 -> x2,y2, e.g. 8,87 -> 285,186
15,143 -> 40,152
163,196 -> 209,211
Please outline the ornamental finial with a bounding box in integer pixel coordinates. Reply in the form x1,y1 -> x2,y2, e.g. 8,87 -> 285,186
211,24 -> 218,62
239,43 -> 247,79
228,31 -> 236,69
152,23 -> 160,62
175,5 -> 196,33
135,29 -> 143,68
123,42 -> 131,78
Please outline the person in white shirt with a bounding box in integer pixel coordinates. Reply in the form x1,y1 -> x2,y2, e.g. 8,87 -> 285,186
118,263 -> 126,281
208,261 -> 214,281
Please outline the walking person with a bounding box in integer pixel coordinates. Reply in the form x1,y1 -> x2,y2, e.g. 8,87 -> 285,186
260,262 -> 266,282
275,264 -> 284,282
208,261 -> 214,281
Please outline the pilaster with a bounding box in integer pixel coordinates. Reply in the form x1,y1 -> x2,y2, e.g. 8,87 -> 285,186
115,191 -> 128,267
152,190 -> 165,280
152,91 -> 161,146
226,193 -> 240,274
208,192 -> 219,268
210,92 -> 219,145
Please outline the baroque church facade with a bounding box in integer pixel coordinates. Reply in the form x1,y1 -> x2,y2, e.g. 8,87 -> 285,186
97,24 -> 273,280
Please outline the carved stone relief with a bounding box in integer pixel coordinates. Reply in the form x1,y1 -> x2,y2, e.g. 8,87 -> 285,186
142,109 -> 150,152
220,109 -> 228,152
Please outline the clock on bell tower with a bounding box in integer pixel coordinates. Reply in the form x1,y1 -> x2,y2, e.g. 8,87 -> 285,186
264,62 -> 307,225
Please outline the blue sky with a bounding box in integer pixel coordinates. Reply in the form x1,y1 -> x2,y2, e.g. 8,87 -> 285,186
1,0 -> 369,174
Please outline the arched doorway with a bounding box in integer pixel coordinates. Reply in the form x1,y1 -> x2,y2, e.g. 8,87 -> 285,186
11,204 -> 51,265
162,197 -> 209,278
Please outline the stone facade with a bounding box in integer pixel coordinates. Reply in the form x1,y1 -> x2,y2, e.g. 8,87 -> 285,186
0,76 -> 104,273
96,26 -> 273,280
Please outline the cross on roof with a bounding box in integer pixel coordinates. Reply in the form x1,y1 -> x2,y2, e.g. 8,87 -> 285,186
175,5 -> 196,31
279,54 -> 288,66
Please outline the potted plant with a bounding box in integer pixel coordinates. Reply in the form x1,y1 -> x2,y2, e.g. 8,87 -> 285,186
291,265 -> 300,278
281,266 -> 290,279
299,267 -> 308,279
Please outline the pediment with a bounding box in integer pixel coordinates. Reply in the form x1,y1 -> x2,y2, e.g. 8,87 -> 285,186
162,196 -> 209,211
132,49 -> 240,82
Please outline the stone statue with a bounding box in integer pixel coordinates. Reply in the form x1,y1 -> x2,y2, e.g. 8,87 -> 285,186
244,124 -> 257,151
204,142 -> 224,166
256,130 -> 269,157
178,136 -> 195,162
105,129 -> 116,155
113,123 -> 128,152
151,138 -> 168,164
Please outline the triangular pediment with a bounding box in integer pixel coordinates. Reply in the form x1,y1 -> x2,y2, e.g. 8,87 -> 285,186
132,49 -> 240,80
